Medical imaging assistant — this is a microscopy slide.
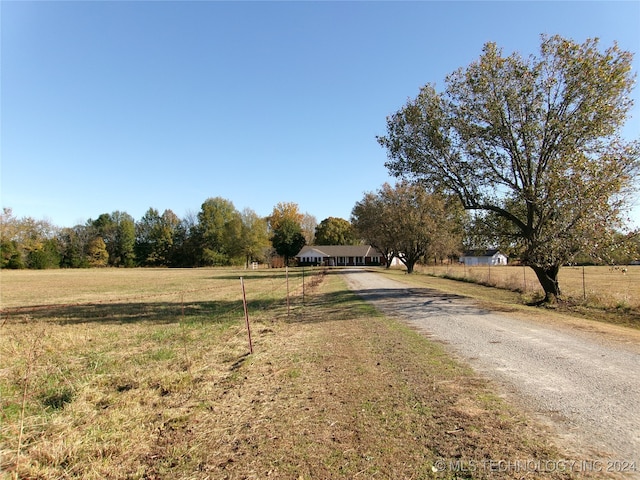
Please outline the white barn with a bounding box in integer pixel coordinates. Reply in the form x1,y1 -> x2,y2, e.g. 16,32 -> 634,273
459,249 -> 508,266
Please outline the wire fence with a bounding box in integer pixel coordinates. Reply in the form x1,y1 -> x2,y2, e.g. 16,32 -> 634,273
418,264 -> 639,309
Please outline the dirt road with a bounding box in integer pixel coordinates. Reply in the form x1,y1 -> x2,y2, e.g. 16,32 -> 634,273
342,269 -> 640,469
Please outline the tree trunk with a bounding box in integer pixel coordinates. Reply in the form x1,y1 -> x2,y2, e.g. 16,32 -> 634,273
404,259 -> 416,274
530,265 -> 561,303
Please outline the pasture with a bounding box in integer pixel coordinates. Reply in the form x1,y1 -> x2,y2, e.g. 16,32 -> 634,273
420,264 -> 639,316
0,267 -> 612,479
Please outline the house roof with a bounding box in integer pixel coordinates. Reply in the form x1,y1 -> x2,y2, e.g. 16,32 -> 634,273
296,245 -> 380,258
461,249 -> 504,257
296,247 -> 330,258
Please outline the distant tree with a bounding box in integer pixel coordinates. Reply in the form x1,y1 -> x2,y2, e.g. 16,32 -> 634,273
170,211 -> 200,267
158,209 -> 181,264
197,197 -> 242,266
58,225 -> 92,268
116,212 -> 136,267
86,237 -> 109,267
271,218 -> 306,265
314,217 -> 357,245
0,208 -> 60,269
352,182 -> 463,272
91,211 -> 136,267
239,208 -> 271,268
91,213 -> 116,265
426,199 -> 467,264
268,202 -> 304,232
300,213 -> 317,246
1,240 -> 24,269
135,208 -> 181,266
351,192 -> 396,267
395,182 -> 461,273
27,238 -> 61,269
135,208 -> 160,266
1,209 -> 23,268
92,213 -> 115,240
0,208 -> 19,243
379,35 -> 639,301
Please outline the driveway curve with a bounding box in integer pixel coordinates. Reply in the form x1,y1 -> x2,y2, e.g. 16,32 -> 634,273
341,268 -> 640,468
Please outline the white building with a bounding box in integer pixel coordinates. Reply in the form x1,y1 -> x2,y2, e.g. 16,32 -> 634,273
459,249 -> 508,266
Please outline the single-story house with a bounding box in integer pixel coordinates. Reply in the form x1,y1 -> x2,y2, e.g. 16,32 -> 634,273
459,249 -> 508,266
295,245 -> 384,267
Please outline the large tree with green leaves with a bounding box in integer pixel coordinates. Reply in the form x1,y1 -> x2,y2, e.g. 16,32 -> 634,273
135,208 -> 181,266
196,197 -> 243,266
239,208 -> 271,267
170,211 -> 200,267
378,35 -> 639,302
351,192 -> 396,267
314,217 -> 357,245
271,218 -> 306,266
58,225 -> 92,268
352,182 -> 463,273
92,211 -> 136,267
268,202 -> 304,233
86,237 -> 109,267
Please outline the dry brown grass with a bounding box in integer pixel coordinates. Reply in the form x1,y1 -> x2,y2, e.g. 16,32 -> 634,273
0,268 -> 607,479
415,264 -> 639,327
1,268 -> 240,309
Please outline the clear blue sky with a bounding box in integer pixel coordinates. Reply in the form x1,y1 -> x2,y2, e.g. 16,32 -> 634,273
2,1 -> 639,229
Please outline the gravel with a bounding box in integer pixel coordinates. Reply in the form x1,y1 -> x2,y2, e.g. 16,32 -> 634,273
341,268 -> 640,468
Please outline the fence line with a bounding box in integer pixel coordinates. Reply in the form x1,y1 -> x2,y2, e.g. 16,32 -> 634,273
419,264 -> 638,309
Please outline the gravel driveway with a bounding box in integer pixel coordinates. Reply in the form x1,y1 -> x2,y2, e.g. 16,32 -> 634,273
341,268 -> 640,470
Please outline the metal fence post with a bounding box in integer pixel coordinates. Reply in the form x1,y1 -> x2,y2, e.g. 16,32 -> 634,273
240,277 -> 253,354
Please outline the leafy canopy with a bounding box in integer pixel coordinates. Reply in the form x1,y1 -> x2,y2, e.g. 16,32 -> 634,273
271,218 -> 306,264
352,182 -> 464,273
314,217 -> 356,245
378,35 -> 639,300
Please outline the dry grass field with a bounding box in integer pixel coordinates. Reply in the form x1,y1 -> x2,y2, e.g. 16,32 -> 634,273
0,267 -> 621,479
417,264 -> 639,325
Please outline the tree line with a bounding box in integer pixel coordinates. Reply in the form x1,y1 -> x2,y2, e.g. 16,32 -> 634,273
0,183 -> 463,269
1,200 -> 314,269
3,180 -> 636,273
0,198 -> 387,270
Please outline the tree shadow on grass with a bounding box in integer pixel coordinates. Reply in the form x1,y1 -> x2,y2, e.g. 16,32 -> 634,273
2,300 -> 252,326
1,270 -> 486,327
293,289 -> 371,323
294,285 -> 492,325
